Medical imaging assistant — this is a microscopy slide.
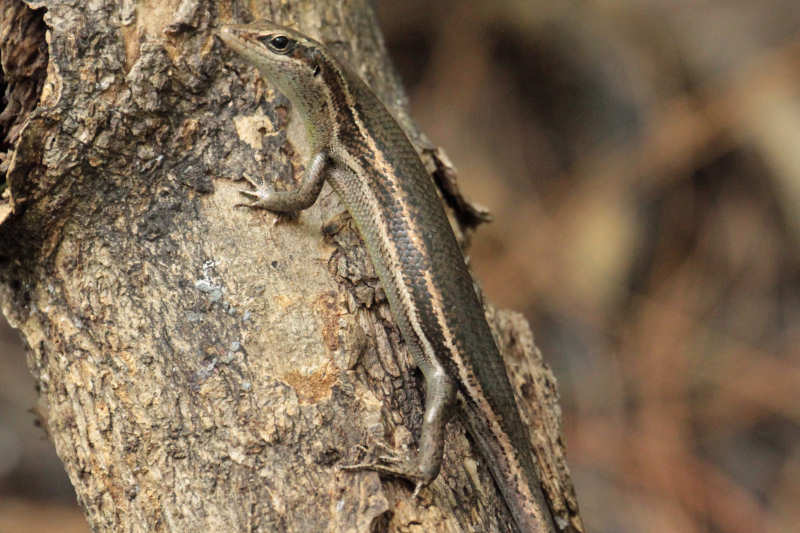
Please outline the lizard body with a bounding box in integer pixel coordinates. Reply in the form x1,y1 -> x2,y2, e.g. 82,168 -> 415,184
216,22 -> 556,533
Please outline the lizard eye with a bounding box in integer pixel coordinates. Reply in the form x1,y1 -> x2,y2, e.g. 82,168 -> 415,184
270,36 -> 289,49
260,35 -> 292,53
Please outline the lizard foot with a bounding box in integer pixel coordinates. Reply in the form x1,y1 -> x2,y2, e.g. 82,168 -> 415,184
234,175 -> 296,224
340,446 -> 433,497
234,174 -> 275,209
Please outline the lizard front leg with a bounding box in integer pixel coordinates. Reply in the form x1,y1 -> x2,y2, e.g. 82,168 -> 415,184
237,151 -> 329,212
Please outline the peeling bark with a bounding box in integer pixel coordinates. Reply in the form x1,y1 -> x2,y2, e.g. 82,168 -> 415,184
0,1 -> 582,531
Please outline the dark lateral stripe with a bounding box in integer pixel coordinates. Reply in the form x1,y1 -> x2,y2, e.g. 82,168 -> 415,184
313,40 -> 546,527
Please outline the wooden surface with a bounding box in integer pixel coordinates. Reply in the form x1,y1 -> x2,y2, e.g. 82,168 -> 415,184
0,1 -> 579,531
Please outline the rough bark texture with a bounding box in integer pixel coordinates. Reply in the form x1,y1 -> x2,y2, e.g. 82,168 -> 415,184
0,0 -> 582,531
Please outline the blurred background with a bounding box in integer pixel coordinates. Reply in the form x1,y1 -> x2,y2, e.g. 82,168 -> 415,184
2,1 -> 799,531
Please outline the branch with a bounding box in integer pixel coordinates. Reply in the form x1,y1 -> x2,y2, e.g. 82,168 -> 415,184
0,0 -> 582,531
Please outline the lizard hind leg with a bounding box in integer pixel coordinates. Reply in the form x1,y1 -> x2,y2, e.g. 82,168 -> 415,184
342,368 -> 457,497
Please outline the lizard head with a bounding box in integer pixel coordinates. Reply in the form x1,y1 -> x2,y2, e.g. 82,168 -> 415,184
216,22 -> 329,104
216,21 -> 344,146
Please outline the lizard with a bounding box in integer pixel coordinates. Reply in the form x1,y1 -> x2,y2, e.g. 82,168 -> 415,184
216,21 -> 557,533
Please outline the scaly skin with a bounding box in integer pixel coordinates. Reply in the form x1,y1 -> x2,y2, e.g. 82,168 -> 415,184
216,22 -> 556,533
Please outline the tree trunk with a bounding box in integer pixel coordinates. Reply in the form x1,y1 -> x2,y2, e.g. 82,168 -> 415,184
0,0 -> 583,531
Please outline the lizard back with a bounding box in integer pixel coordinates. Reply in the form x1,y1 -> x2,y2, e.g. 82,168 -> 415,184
323,57 -> 553,532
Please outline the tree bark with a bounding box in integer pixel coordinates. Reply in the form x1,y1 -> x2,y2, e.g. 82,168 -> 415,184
0,0 -> 583,531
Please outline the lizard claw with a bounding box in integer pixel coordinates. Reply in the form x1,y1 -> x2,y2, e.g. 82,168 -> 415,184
234,180 -> 296,225
340,443 -> 432,497
235,187 -> 276,208
234,173 -> 278,208
241,173 -> 261,189
238,188 -> 264,199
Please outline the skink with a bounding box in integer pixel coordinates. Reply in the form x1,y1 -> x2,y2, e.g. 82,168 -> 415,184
216,21 -> 556,533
